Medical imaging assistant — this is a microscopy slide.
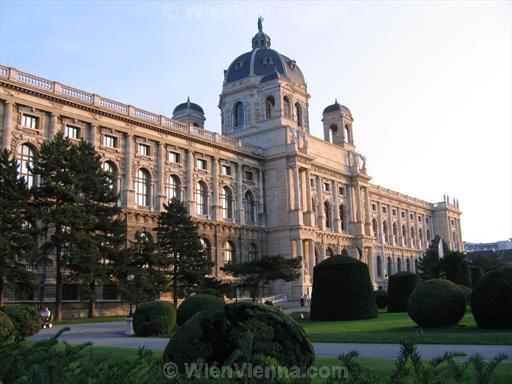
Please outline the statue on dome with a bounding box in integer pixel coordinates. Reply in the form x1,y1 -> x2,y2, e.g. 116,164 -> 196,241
258,16 -> 264,32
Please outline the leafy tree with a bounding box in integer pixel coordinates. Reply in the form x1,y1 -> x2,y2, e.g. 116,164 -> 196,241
222,255 -> 301,301
0,149 -> 35,306
155,198 -> 213,305
416,235 -> 449,280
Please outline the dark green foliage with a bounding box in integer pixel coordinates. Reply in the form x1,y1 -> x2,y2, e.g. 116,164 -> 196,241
0,311 -> 15,341
374,289 -> 388,309
469,252 -> 503,272
440,251 -> 472,287
457,284 -> 472,306
165,302 -> 315,373
156,199 -> 214,306
132,301 -> 176,337
0,149 -> 35,307
310,252 -> 377,321
470,265 -> 484,287
407,279 -> 466,327
0,304 -> 41,338
222,255 -> 301,301
471,265 -> 512,329
416,236 -> 448,280
176,294 -> 225,326
387,272 -> 420,313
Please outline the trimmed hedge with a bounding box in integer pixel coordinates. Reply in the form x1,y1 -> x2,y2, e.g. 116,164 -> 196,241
0,311 -> 16,341
310,254 -> 377,321
132,301 -> 176,337
470,266 -> 483,288
407,279 -> 466,327
457,284 -> 472,306
387,272 -> 420,313
0,304 -> 41,338
375,289 -> 388,309
176,294 -> 225,326
164,302 -> 314,372
471,265 -> 512,329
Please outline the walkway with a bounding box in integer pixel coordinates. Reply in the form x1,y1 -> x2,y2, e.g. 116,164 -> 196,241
28,321 -> 512,362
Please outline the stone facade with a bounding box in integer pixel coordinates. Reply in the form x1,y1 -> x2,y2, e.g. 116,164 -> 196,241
0,21 -> 462,311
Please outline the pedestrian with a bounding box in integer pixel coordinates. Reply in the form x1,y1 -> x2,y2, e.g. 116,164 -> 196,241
300,293 -> 305,307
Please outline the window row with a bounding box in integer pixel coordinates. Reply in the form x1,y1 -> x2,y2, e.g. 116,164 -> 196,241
376,256 -> 416,278
371,218 -> 430,248
233,97 -> 304,129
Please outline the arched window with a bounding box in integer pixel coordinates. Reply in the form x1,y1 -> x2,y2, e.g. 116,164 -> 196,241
223,241 -> 235,264
17,144 -> 36,188
392,223 -> 398,245
195,181 -> 208,215
102,161 -> 117,193
248,243 -> 257,261
326,248 -> 334,258
265,96 -> 275,119
345,124 -> 351,143
221,186 -> 233,219
295,102 -> 303,127
387,257 -> 392,276
135,169 -> 151,206
372,219 -> 378,238
397,257 -> 402,272
418,229 -> 423,248
377,255 -> 383,278
233,101 -> 244,129
200,238 -> 211,261
410,227 -> 415,247
406,258 -> 411,272
283,96 -> 291,118
244,191 -> 256,225
324,201 -> 331,228
339,204 -> 346,231
166,175 -> 181,201
382,221 -> 388,244
330,125 -> 337,143
402,225 -> 407,246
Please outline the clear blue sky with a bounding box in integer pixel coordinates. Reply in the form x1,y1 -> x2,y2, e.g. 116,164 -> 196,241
1,1 -> 510,243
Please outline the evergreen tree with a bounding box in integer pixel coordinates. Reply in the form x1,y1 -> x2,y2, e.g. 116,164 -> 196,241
222,255 -> 302,301
155,199 -> 213,305
0,149 -> 35,306
416,235 -> 449,280
440,251 -> 472,287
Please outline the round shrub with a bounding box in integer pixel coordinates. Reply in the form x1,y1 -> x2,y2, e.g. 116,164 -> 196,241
310,254 -> 377,321
471,265 -> 512,329
0,311 -> 16,341
132,301 -> 176,337
375,289 -> 388,309
0,304 -> 41,338
165,302 -> 314,372
457,284 -> 472,306
407,279 -> 466,327
387,272 -> 420,313
470,266 -> 483,288
177,294 -> 225,326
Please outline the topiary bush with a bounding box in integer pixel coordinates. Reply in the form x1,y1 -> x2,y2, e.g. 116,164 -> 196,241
310,254 -> 377,321
407,279 -> 466,327
164,301 -> 314,373
470,265 -> 483,288
471,265 -> 512,329
375,289 -> 388,309
132,301 -> 176,337
0,304 -> 41,339
0,311 -> 16,341
176,294 -> 225,326
387,272 -> 420,313
457,284 -> 472,306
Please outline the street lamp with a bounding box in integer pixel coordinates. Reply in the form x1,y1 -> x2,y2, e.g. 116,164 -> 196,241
125,273 -> 135,336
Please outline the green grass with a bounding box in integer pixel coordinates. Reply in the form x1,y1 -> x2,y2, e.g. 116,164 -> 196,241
54,316 -> 126,325
298,312 -> 512,345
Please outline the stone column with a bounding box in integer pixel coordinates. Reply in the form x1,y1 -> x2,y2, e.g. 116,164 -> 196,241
293,166 -> 301,210
236,162 -> 244,224
89,124 -> 97,147
397,209 -> 403,246
316,176 -> 324,230
333,180 -> 340,232
305,168 -> 312,220
296,238 -> 304,283
49,112 -> 58,140
211,157 -> 219,220
346,184 -> 355,230
355,185 -> 363,223
258,168 -> 264,224
309,239 -> 316,276
377,202 -> 383,244
1,101 -> 13,149
186,149 -> 194,214
156,142 -> 165,211
123,133 -> 134,208
364,187 -> 372,236
406,210 -> 411,247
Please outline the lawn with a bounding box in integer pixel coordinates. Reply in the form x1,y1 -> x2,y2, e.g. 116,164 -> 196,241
54,316 -> 126,325
297,312 -> 512,345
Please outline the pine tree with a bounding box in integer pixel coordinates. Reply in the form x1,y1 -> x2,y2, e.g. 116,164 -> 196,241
155,199 -> 213,305
0,149 -> 35,306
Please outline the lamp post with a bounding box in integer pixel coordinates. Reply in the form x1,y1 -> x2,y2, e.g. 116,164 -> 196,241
125,274 -> 135,336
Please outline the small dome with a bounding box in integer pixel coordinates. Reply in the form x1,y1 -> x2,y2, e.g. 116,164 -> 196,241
173,98 -> 204,114
323,100 -> 351,114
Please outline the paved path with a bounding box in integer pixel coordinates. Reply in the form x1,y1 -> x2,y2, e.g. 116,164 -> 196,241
28,321 -> 512,362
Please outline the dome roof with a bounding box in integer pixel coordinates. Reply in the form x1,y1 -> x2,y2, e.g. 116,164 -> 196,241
173,98 -> 204,114
323,100 -> 351,114
224,18 -> 306,86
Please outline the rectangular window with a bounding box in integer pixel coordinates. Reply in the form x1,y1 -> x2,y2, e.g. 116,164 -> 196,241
221,165 -> 232,176
323,183 -> 330,192
244,171 -> 254,181
382,207 -> 387,214
418,215 -> 422,222
196,158 -> 207,170
102,135 -> 117,148
338,186 -> 345,195
401,211 -> 405,218
372,204 -> 377,211
168,151 -> 180,163
138,143 -> 150,156
22,114 -> 38,129
65,125 -> 80,139
410,213 -> 414,220
310,179 -> 315,188
392,209 -> 397,216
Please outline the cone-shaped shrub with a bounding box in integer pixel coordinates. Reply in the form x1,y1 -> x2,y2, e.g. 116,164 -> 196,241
387,272 -> 420,313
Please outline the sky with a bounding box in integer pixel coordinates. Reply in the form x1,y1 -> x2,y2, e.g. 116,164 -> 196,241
1,0 -> 510,243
